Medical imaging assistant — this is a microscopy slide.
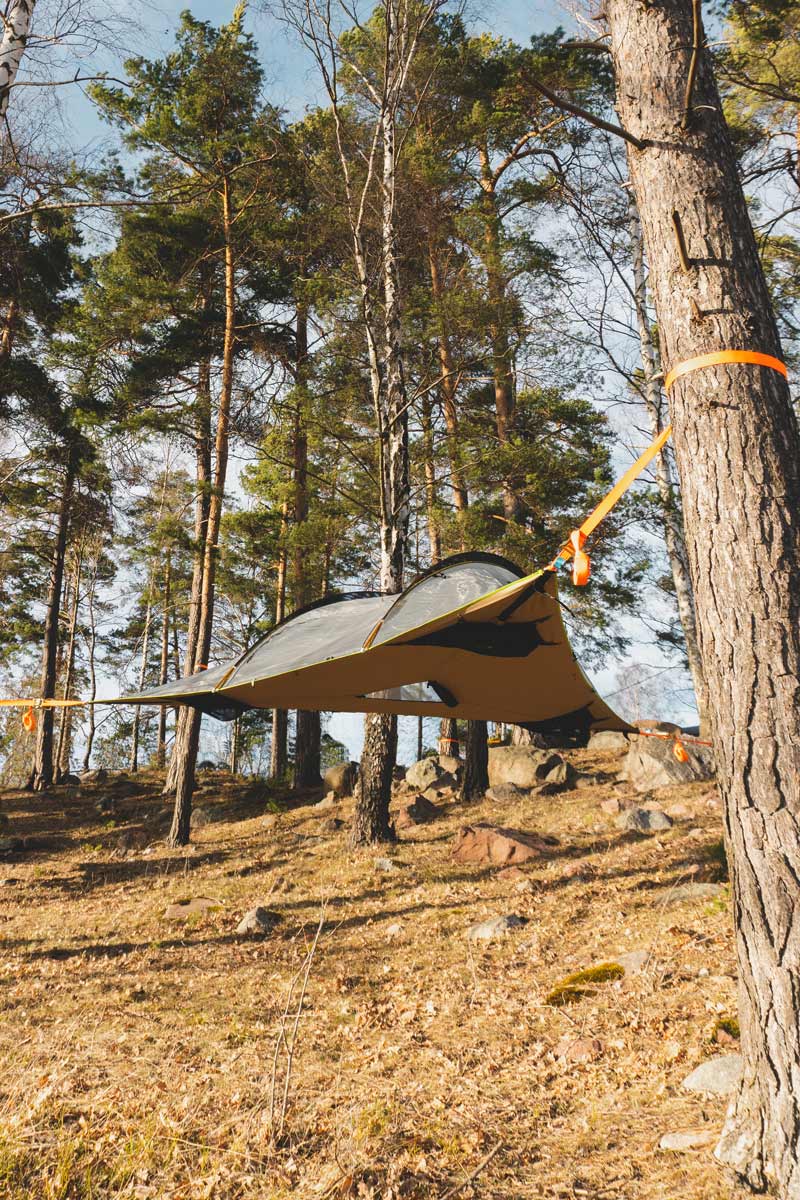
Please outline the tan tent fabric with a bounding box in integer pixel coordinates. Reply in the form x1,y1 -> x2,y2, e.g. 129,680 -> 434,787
120,553 -> 632,736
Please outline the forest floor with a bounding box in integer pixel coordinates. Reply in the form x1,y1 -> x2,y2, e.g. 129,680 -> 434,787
0,744 -> 750,1199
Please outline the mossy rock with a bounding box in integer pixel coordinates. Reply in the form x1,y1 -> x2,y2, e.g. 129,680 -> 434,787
713,1015 -> 740,1041
545,961 -> 625,1006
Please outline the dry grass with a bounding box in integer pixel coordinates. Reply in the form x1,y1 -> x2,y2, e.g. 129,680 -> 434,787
0,748 -> 749,1198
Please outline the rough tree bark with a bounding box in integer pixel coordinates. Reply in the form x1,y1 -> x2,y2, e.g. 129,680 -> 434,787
606,1 -> 800,1192
81,554 -> 99,772
269,500 -> 289,781
428,245 -> 468,524
291,303 -> 322,787
460,720 -> 488,802
628,200 -> 708,728
0,0 -> 35,122
32,451 -> 76,790
55,546 -> 82,778
156,555 -> 171,770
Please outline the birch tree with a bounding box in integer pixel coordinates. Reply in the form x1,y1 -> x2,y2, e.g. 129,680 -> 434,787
0,0 -> 36,122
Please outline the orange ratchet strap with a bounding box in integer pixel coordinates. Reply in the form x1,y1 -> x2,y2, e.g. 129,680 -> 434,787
664,349 -> 787,393
551,348 -> 788,586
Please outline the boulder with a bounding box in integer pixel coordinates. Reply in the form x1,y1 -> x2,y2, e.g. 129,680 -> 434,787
615,807 -> 673,834
438,754 -> 462,777
197,760 -> 220,771
624,737 -> 714,792
405,756 -> 443,791
682,1054 -> 742,1096
488,746 -> 570,790
324,760 -> 359,798
465,914 -> 527,942
81,768 -> 108,783
395,795 -> 439,829
541,758 -> 578,788
556,1036 -> 604,1063
190,806 -> 215,829
315,792 -> 338,810
452,823 -> 553,866
235,906 -> 280,936
60,773 -> 81,786
587,730 -> 630,752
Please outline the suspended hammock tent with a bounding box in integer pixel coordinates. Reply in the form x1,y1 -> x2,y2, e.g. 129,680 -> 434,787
120,552 -> 633,737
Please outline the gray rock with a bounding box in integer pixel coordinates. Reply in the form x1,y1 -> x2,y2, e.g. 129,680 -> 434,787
659,1129 -> 718,1152
375,857 -> 405,873
0,837 -> 23,853
315,792 -> 338,810
405,757 -> 443,791
682,1054 -> 742,1096
617,949 -> 650,975
190,806 -> 215,828
81,767 -> 108,783
438,754 -> 462,778
197,760 -> 221,771
487,746 -> 568,790
486,783 -> 529,803
466,913 -> 527,943
235,906 -> 281,936
615,807 -> 673,834
587,730 -> 630,752
60,773 -> 81,786
323,760 -> 359,798
624,737 -> 714,793
667,881 -> 726,904
542,758 -> 578,788
94,796 -> 118,816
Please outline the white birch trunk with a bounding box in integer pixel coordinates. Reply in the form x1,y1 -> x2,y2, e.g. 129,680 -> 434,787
0,0 -> 35,121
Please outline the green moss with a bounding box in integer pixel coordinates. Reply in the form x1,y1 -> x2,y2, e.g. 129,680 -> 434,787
545,961 -> 625,1006
713,1015 -> 740,1040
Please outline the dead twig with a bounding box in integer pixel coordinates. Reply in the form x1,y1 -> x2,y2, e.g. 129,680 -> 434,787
441,1142 -> 503,1199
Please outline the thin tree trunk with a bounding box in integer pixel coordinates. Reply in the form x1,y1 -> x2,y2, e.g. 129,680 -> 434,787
460,720 -> 488,802
130,567 -> 155,773
0,0 -> 36,122
168,179 -> 236,847
420,393 -> 441,563
477,147 -> 521,525
55,547 -> 82,778
428,246 -> 468,524
607,3 -> 800,1192
229,715 -> 239,775
82,558 -> 99,772
156,555 -> 171,770
32,452 -> 76,791
269,502 -> 289,781
628,200 -> 708,728
439,717 -> 459,758
0,297 -> 18,365
291,302 -> 322,787
164,357 -> 212,795
353,14 -> 412,846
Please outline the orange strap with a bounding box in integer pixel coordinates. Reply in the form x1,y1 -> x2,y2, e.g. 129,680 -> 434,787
664,350 -> 787,392
549,423 -> 673,575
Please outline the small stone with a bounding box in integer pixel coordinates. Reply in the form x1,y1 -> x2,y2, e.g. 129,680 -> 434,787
496,865 -> 527,881
617,949 -> 650,975
557,1036 -> 604,1063
261,813 -> 279,830
681,1054 -> 742,1096
515,879 -> 535,893
322,817 -> 345,833
163,897 -> 222,921
668,882 -> 726,903
0,837 -> 23,853
575,773 -> 603,790
659,1129 -> 717,1152
561,859 -> 594,881
386,922 -> 403,938
615,807 -> 673,834
190,807 -> 214,829
486,783 -> 529,803
452,824 -> 553,866
94,797 -> 118,816
465,914 -> 527,943
375,857 -> 404,872
235,906 -> 280,936
316,792 -> 338,810
600,797 -> 622,815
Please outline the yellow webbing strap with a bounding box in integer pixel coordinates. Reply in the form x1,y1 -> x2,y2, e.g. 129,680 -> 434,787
549,423 -> 673,574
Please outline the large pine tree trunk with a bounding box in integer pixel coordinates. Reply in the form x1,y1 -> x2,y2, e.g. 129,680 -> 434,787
269,502 -> 289,781
606,2 -> 800,1191
294,709 -> 321,788
156,556 -> 171,770
55,548 -> 82,778
628,201 -> 708,728
352,712 -> 397,844
82,558 -> 99,772
32,454 -> 75,791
